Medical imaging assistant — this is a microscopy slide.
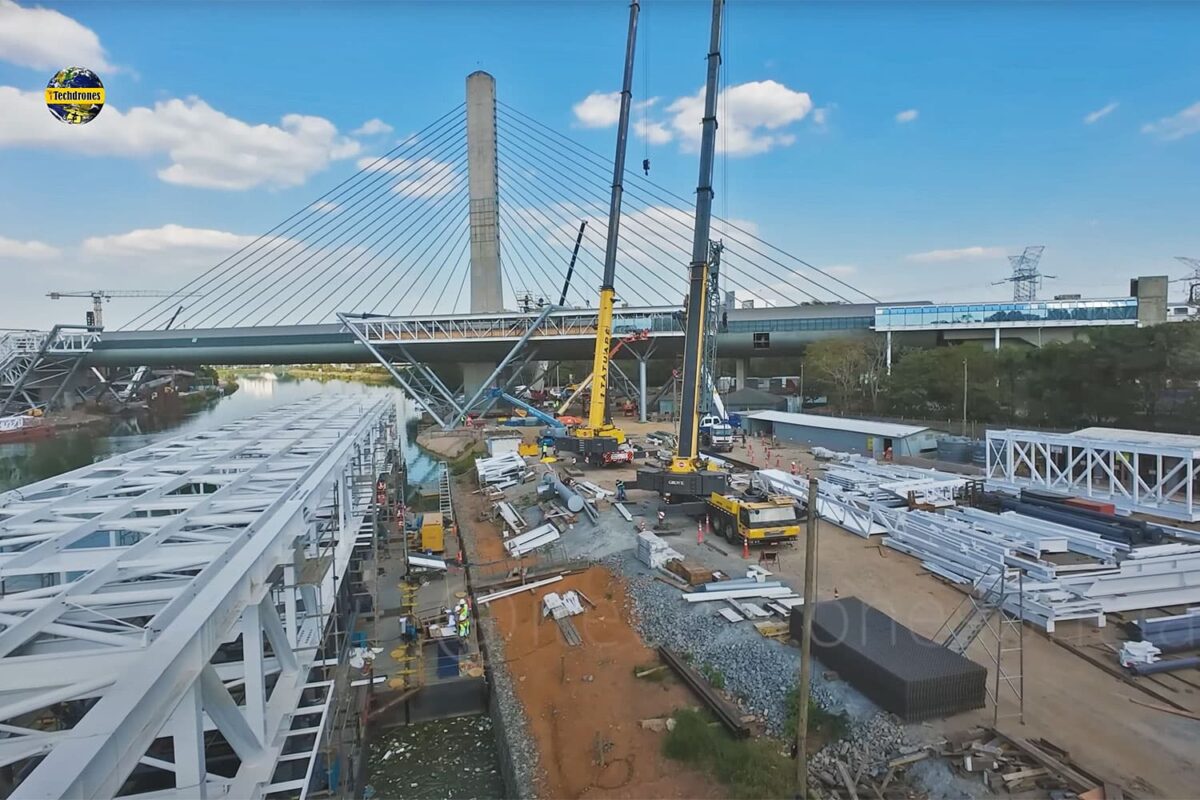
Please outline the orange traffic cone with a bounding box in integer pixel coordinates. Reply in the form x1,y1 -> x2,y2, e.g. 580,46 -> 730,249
697,520 -> 704,544
742,536 -> 750,559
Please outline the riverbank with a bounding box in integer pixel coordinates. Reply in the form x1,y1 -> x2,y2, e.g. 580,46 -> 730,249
220,366 -> 393,385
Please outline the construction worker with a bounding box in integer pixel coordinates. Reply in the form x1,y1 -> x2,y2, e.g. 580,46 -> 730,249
455,599 -> 470,639
615,479 -> 627,502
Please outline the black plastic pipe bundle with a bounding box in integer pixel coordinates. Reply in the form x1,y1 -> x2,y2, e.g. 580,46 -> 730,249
1130,655 -> 1200,675
1127,612 -> 1200,654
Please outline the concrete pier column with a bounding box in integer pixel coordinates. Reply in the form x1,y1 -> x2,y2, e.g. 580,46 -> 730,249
638,357 -> 648,423
735,358 -> 749,390
886,331 -> 893,375
461,362 -> 495,402
467,71 -> 504,313
993,327 -> 1001,352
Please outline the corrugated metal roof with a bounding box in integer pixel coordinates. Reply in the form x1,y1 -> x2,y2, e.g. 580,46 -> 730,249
1073,427 -> 1200,451
744,410 -> 930,438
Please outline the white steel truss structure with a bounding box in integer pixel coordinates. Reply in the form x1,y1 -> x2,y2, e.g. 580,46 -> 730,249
986,429 -> 1200,522
0,326 -> 101,416
0,393 -> 397,799
341,305 -> 682,344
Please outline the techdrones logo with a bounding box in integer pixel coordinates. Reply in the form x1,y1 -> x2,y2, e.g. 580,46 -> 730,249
45,67 -> 105,125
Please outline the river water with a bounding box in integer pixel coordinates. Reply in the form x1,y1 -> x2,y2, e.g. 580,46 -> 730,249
0,373 -> 444,493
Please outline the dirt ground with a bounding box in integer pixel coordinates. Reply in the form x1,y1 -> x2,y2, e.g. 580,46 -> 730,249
450,469 -> 720,799
762,519 -> 1198,799
485,565 -> 724,799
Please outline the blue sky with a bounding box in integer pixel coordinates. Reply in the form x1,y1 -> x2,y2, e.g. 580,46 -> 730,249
0,0 -> 1198,328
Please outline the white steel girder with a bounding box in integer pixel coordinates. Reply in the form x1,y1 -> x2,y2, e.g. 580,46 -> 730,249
986,428 -> 1200,522
0,393 -> 397,799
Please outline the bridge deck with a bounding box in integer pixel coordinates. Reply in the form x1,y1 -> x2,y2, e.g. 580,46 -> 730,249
0,394 -> 396,799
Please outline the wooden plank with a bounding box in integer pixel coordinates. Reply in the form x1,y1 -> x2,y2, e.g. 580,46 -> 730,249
986,729 -> 1096,793
1128,697 -> 1200,721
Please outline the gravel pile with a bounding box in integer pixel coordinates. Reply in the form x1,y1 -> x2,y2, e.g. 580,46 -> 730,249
809,712 -> 906,783
607,549 -> 879,736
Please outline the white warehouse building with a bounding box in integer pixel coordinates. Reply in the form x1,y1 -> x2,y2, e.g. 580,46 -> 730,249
742,410 -> 944,459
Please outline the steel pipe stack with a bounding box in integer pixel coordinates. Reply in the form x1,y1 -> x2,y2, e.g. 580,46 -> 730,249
542,471 -> 585,513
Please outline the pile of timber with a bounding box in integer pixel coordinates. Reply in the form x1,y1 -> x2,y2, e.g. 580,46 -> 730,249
945,728 -> 1133,799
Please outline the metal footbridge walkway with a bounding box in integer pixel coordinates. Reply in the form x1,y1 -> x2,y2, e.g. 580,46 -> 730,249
0,394 -> 397,799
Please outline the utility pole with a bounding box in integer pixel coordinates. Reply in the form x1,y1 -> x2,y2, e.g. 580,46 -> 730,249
799,363 -> 805,411
796,475 -> 820,795
962,358 -> 968,433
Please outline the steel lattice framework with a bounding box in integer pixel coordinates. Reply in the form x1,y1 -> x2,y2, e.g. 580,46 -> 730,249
0,394 -> 397,799
986,428 -> 1200,522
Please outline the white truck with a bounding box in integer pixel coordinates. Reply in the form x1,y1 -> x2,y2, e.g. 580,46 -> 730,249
699,414 -> 735,452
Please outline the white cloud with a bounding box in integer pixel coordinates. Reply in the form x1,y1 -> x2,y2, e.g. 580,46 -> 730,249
352,118 -> 393,136
310,200 -> 340,213
906,246 -> 1006,263
572,93 -> 659,129
81,224 -> 273,257
0,234 -> 59,260
811,106 -> 832,128
633,119 -> 672,145
1141,101 -> 1200,141
666,80 -> 812,156
357,155 -> 462,199
1083,102 -> 1119,125
895,108 -> 919,124
824,264 -> 857,277
572,91 -> 621,128
0,0 -> 115,71
0,86 -> 361,190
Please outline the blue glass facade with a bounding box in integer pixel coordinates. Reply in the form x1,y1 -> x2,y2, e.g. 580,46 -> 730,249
724,315 -> 874,333
874,298 -> 1138,330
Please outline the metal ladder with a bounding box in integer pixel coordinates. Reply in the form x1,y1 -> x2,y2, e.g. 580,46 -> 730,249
935,565 -> 1025,724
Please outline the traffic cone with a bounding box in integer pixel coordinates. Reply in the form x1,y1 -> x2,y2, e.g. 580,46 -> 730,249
742,536 -> 750,559
705,514 -> 711,537
697,520 -> 704,544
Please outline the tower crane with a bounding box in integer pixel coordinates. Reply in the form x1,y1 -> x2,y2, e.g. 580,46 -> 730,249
47,290 -> 202,328
634,0 -> 730,504
556,0 -> 642,467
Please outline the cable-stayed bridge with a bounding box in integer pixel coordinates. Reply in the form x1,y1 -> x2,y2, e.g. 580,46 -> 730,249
0,72 -> 1151,425
0,72 -> 880,424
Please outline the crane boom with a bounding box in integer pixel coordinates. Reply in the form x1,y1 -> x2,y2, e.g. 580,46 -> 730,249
587,0 -> 638,431
557,0 -> 639,465
635,0 -> 729,502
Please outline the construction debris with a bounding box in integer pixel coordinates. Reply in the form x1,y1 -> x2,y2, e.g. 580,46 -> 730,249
943,728 -> 1127,798
504,522 -> 560,557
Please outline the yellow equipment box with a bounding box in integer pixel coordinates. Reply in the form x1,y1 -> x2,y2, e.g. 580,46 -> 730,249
419,515 -> 445,553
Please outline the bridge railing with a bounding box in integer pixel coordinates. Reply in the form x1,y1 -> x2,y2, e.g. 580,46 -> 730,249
344,306 -> 684,343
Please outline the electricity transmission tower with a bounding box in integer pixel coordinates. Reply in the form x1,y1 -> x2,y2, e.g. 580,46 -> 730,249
1175,257 -> 1200,305
993,246 -> 1052,301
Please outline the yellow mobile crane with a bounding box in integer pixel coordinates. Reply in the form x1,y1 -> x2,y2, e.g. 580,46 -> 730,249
635,0 -> 730,507
558,0 -> 640,468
